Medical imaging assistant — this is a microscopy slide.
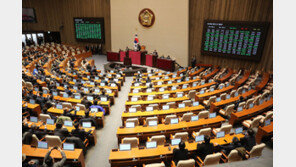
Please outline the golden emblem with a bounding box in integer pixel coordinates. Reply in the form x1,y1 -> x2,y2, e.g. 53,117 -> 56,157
138,8 -> 155,27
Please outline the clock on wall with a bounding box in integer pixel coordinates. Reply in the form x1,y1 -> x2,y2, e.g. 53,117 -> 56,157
138,8 -> 155,28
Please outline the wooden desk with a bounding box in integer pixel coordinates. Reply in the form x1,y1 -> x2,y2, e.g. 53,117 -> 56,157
218,69 -> 233,83
256,122 -> 273,143
125,97 -> 190,110
22,145 -> 85,167
196,85 -> 235,102
234,71 -> 250,88
203,68 -> 220,80
117,116 -> 225,142
121,105 -> 205,125
109,133 -> 243,167
189,68 -> 205,77
22,101 -> 41,116
229,98 -> 273,125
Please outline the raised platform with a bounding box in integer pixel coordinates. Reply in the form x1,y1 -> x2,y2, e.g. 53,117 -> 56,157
104,63 -> 147,76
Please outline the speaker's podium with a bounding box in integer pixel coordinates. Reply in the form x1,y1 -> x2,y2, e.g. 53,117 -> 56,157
124,57 -> 132,66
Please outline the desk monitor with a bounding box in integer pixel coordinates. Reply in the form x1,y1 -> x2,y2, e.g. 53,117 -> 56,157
131,97 -> 138,102
133,89 -> 139,93
259,99 -> 263,105
204,72 -> 207,76
163,94 -> 169,99
146,106 -> 153,112
170,118 -> 179,124
186,78 -> 190,81
235,127 -> 243,134
226,94 -> 231,99
249,103 -> 254,109
37,141 -> 48,149
209,113 -> 216,118
191,115 -> 199,122
210,88 -> 214,92
216,97 -> 221,102
87,76 -> 90,79
29,99 -> 35,104
73,86 -> 78,90
193,101 -> 199,106
157,82 -> 162,86
87,96 -> 94,101
91,107 -> 98,113
178,103 -> 185,108
235,92 -> 239,97
155,77 -> 160,80
74,95 -> 80,99
75,106 -> 80,111
147,96 -> 154,101
182,85 -> 188,89
100,83 -> 105,87
106,89 -> 112,94
64,85 -> 68,89
162,105 -> 169,110
129,107 -> 136,113
177,80 -> 181,83
201,81 -> 205,85
171,138 -> 181,146
101,96 -> 107,102
147,88 -> 152,93
159,88 -> 165,92
193,83 -> 197,87
237,106 -> 243,112
63,93 -> 69,98
173,74 -> 177,78
148,120 -> 157,126
81,81 -> 85,84
126,122 -> 135,128
193,76 -> 197,80
134,83 -> 140,87
216,131 -> 225,138
242,89 -> 246,94
83,88 -> 88,92
171,86 -> 176,90
89,82 -> 94,85
56,83 -> 60,87
95,77 -> 99,80
34,87 -> 39,92
30,116 -> 38,123
56,104 -> 63,109
43,90 -> 48,94
168,81 -> 173,84
265,119 -> 271,126
108,74 -> 112,77
82,122 -> 92,128
114,79 -> 119,82
146,141 -> 157,149
111,83 -> 116,87
119,144 -> 131,151
165,76 -> 169,79
95,89 -> 100,93
195,135 -> 204,142
46,119 -> 54,125
200,90 -> 205,94
63,143 -> 75,151
177,93 -> 183,98
64,121 -> 73,127
53,92 -> 58,96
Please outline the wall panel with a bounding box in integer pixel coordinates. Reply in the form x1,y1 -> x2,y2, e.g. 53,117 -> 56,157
189,0 -> 273,71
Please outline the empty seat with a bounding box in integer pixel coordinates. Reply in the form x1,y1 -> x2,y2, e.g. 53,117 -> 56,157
126,118 -> 139,126
144,162 -> 165,167
163,115 -> 177,124
198,110 -> 209,119
76,104 -> 86,111
146,117 -> 158,125
131,105 -> 142,111
260,111 -> 273,123
148,135 -> 166,145
219,104 -> 235,117
238,102 -> 246,109
242,115 -> 264,129
25,82 -> 33,90
227,150 -> 242,162
187,90 -> 196,100
183,100 -> 192,107
245,98 -> 254,109
167,102 -> 176,109
148,104 -> 159,110
213,124 -> 232,135
62,102 -> 72,110
197,153 -> 222,166
192,127 -> 212,138
45,135 -> 62,148
39,114 -> 51,123
220,93 -> 227,100
181,113 -> 194,122
175,159 -> 195,167
42,87 -> 50,93
122,137 -> 139,148
249,143 -> 266,158
203,96 -> 216,106
31,134 -> 40,147
230,90 -> 237,97
171,132 -> 189,142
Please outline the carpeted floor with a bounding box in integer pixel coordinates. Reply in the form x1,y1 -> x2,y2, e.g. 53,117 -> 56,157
84,54 -> 273,167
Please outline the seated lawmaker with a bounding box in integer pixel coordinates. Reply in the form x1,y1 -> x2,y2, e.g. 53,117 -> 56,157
220,136 -> 242,155
196,135 -> 215,161
79,111 -> 98,129
71,122 -> 91,141
173,141 -> 189,165
42,146 -> 66,167
240,129 -> 256,151
54,122 -> 69,140
90,100 -> 106,115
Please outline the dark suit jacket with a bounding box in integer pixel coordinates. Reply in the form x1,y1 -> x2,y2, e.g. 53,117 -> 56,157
240,135 -> 256,151
196,143 -> 215,160
65,136 -> 87,155
54,128 -> 69,140
173,148 -> 189,165
71,128 -> 88,141
79,117 -> 98,129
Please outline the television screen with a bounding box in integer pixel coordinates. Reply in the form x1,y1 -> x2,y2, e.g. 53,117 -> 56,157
74,17 -> 105,43
22,8 -> 37,23
201,20 -> 269,61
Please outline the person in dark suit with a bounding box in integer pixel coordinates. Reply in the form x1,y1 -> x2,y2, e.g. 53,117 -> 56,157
191,56 -> 196,68
54,122 -> 69,140
220,136 -> 242,155
70,122 -> 91,141
196,135 -> 215,161
79,111 -> 98,129
234,96 -> 245,110
240,129 -> 256,151
172,141 -> 189,165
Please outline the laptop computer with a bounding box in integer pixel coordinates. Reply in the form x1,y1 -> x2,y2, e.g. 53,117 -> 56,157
210,88 -> 214,92
90,82 -> 95,85
168,81 -> 173,84
63,143 -> 75,151
191,115 -> 199,122
64,85 -> 68,89
178,103 -> 185,108
157,82 -> 162,86
64,121 -> 73,127
165,76 -> 169,79
95,89 -> 100,93
235,127 -> 243,134
37,141 -> 48,149
170,118 -> 179,124
46,119 -> 54,125
134,83 -> 140,87
106,89 -> 112,94
119,144 -> 131,151
111,83 -> 116,87
34,87 -> 39,92
148,120 -> 157,126
171,138 -> 181,146
82,122 -> 92,128
30,116 -> 38,123
209,113 -> 216,118
126,122 -> 135,128
73,79 -> 77,82
146,141 -> 157,149
235,92 -> 239,97
56,83 -> 60,87
162,105 -> 170,110
195,135 -> 204,142
201,81 -> 205,85
146,88 -> 152,93
216,131 -> 225,138
177,80 -> 181,83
